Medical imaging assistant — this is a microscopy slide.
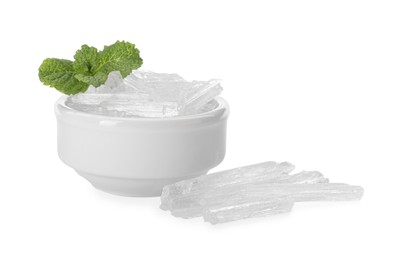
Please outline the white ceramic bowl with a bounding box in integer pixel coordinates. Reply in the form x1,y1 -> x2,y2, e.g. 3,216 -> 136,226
55,96 -> 229,197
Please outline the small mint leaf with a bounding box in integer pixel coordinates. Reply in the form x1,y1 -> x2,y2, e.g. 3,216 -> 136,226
73,45 -> 100,74
39,41 -> 143,94
38,58 -> 89,95
75,72 -> 107,87
93,41 -> 143,77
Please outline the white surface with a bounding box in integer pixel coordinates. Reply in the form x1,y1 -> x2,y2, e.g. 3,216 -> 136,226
0,0 -> 411,259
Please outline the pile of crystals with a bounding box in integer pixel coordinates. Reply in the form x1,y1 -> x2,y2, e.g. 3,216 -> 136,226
66,70 -> 223,118
160,161 -> 364,224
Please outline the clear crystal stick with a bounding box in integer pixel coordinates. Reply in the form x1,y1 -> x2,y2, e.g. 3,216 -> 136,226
202,182 -> 362,225
168,171 -> 331,218
182,87 -> 223,115
124,70 -> 188,103
203,198 -> 294,225
182,80 -> 223,113
257,183 -> 364,202
270,171 -> 329,184
199,183 -> 364,204
68,93 -> 150,104
67,92 -> 178,117
101,99 -> 179,118
68,93 -> 117,105
66,70 -> 223,117
184,80 -> 222,105
160,161 -> 295,210
130,70 -> 186,83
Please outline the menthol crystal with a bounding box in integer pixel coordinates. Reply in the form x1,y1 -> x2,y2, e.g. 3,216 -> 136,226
203,198 -> 294,225
183,79 -> 223,114
219,183 -> 364,203
160,161 -> 364,224
160,161 -> 295,211
203,183 -> 363,224
66,70 -> 223,118
167,170 -> 332,219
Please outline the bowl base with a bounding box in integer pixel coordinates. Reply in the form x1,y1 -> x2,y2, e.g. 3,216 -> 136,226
76,170 -> 208,197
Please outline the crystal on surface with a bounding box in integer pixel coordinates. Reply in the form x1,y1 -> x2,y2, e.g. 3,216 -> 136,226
160,160 -> 364,223
65,70 -> 222,118
169,183 -> 363,219
225,183 -> 364,202
160,161 -> 295,211
269,170 -> 329,184
203,198 -> 294,225
202,183 -> 363,225
166,170 -> 332,219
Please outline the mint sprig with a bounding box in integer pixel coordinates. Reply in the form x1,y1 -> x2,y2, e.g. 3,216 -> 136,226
38,41 -> 143,95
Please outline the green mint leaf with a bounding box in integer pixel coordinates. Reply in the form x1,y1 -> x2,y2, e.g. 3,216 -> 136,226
73,45 -> 99,74
39,41 -> 143,95
75,72 -> 107,87
93,41 -> 143,77
38,58 -> 89,95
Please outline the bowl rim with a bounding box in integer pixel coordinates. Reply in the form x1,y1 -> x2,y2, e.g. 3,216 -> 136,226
55,95 -> 229,124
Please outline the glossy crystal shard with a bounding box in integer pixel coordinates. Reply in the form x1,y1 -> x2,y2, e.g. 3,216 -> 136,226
100,98 -> 179,118
160,159 -> 364,224
167,170 -> 331,219
183,79 -> 223,114
203,181 -> 363,225
66,71 -> 179,117
234,183 -> 364,202
122,70 -> 222,114
66,91 -> 179,118
203,198 -> 294,225
160,161 -> 295,211
123,70 -> 187,103
65,70 -> 222,117
269,171 -> 329,184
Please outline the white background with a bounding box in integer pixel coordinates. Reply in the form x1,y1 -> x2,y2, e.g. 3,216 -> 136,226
1,0 -> 411,259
